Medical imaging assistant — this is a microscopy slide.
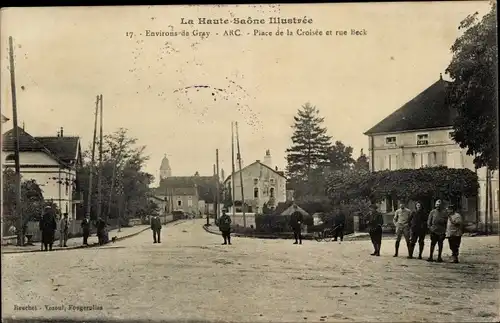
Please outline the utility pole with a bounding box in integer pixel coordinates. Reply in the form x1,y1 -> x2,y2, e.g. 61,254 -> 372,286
86,95 -> 100,220
488,169 -> 494,234
216,149 -> 220,221
235,122 -> 246,227
231,122 -> 236,219
485,168 -> 489,235
97,94 -> 103,223
9,37 -> 23,246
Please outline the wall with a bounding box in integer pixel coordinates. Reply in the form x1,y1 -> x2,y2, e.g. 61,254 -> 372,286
229,213 -> 256,228
225,162 -> 287,213
3,151 -> 78,223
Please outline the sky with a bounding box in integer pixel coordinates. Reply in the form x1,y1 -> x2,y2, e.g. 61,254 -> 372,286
0,2 -> 492,186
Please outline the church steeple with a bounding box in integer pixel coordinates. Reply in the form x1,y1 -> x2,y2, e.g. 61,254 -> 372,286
160,154 -> 172,179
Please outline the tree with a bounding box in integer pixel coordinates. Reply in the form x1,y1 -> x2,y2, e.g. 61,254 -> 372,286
328,141 -> 355,171
354,149 -> 370,171
286,103 -> 332,180
78,128 -> 154,223
446,2 -> 498,170
2,169 -> 45,238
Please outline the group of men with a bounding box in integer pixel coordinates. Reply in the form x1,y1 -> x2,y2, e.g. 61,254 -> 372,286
38,205 -> 103,250
367,199 -> 464,263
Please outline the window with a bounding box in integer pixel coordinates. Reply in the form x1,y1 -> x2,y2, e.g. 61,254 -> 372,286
253,178 -> 259,185
446,150 -> 463,168
385,136 -> 396,145
5,154 -> 15,162
270,187 -> 275,198
449,131 -> 454,140
495,190 -> 499,212
254,187 -> 259,198
270,178 -> 275,185
187,199 -> 193,207
417,133 -> 429,146
384,155 -> 399,170
414,152 -> 430,168
177,200 -> 182,207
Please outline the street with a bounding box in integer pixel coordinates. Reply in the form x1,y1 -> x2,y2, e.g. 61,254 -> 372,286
2,219 -> 499,322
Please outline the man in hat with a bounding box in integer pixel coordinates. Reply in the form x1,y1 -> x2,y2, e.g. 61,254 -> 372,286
366,204 -> 384,256
290,204 -> 304,245
333,209 -> 346,242
218,209 -> 232,245
393,202 -> 412,257
80,216 -> 91,245
59,213 -> 69,247
446,204 -> 463,263
151,214 -> 162,243
427,199 -> 448,262
39,206 -> 57,251
409,201 -> 428,259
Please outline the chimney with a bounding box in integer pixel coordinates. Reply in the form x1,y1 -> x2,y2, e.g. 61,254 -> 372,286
60,127 -> 64,137
256,159 -> 260,163
275,166 -> 278,171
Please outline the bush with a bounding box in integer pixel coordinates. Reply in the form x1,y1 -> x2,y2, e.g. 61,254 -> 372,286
255,213 -> 313,233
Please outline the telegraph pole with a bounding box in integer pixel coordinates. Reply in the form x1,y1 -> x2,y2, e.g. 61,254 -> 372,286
8,37 -> 23,246
231,122 -> 236,218
216,149 -> 220,221
235,122 -> 246,227
86,95 -> 100,220
97,94 -> 103,223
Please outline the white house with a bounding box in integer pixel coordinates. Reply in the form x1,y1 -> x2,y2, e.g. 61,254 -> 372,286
224,150 -> 287,214
364,75 -> 499,230
2,127 -> 84,229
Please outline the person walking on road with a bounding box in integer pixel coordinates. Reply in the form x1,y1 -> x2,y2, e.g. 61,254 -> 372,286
59,213 -> 69,247
290,204 -> 304,245
393,202 -> 412,258
81,216 -> 91,245
427,199 -> 448,262
366,204 -> 384,256
409,202 -> 428,259
151,214 -> 162,243
96,217 -> 106,246
39,206 -> 57,251
333,210 -> 346,242
446,204 -> 463,263
218,210 -> 232,245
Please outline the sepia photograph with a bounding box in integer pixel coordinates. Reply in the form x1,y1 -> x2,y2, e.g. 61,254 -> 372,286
0,2 -> 498,322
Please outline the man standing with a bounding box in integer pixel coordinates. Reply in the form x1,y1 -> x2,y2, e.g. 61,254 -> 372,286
366,204 -> 384,256
151,214 -> 162,243
427,199 -> 448,262
333,210 -> 346,242
446,204 -> 463,263
290,204 -> 303,245
409,202 -> 428,259
39,206 -> 57,251
96,217 -> 106,246
393,202 -> 412,257
59,213 -> 69,247
81,216 -> 91,245
218,210 -> 232,245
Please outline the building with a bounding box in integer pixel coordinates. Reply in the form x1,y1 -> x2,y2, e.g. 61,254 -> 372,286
224,150 -> 287,214
364,75 -> 499,229
2,127 -> 84,227
151,155 -> 218,215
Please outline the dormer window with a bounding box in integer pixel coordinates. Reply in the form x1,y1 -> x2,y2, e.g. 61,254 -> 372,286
385,136 -> 397,145
417,133 -> 429,145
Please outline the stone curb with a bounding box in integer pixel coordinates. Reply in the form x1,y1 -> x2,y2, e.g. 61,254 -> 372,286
1,226 -> 151,255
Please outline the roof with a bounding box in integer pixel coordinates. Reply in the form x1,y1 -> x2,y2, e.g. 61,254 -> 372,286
154,186 -> 197,196
224,160 -> 286,183
2,127 -> 80,166
159,176 -> 215,188
35,136 -> 79,162
274,202 -> 309,216
155,175 -> 217,200
364,77 -> 456,135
